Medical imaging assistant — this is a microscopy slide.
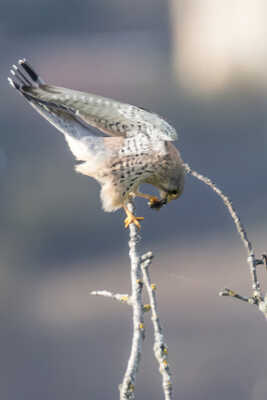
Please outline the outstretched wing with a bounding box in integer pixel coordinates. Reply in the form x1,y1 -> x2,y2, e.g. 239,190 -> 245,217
8,59 -> 178,143
8,61 -> 110,162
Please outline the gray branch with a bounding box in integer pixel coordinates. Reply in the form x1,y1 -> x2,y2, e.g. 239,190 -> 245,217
91,202 -> 145,400
90,290 -> 132,306
118,202 -> 145,400
141,252 -> 173,400
90,201 -> 145,399
91,200 -> 175,398
184,163 -> 267,318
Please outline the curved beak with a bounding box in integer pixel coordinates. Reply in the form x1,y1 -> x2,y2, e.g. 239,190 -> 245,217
166,192 -> 180,203
158,189 -> 180,205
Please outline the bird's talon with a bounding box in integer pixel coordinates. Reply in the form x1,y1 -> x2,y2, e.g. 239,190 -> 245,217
124,215 -> 144,230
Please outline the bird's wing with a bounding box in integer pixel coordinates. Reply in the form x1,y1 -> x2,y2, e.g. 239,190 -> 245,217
8,61 -> 110,162
29,100 -> 110,162
8,59 -> 178,143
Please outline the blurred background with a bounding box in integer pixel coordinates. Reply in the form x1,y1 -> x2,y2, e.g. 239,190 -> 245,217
1,0 -> 267,399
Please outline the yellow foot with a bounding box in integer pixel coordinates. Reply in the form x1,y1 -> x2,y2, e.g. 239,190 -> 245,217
123,205 -> 144,230
124,214 -> 144,230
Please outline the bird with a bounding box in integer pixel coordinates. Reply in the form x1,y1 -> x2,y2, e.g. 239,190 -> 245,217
8,59 -> 185,229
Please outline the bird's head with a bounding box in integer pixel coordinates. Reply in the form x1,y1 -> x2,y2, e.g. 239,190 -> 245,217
160,166 -> 185,203
159,187 -> 183,205
149,174 -> 184,210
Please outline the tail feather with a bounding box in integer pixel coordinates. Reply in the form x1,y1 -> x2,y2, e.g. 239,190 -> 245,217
7,76 -> 20,90
7,58 -> 45,92
10,64 -> 32,86
18,59 -> 45,85
10,64 -> 31,86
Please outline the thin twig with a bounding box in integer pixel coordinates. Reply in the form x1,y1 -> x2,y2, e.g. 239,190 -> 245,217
219,288 -> 267,319
119,201 -> 145,400
184,164 -> 253,255
91,290 -> 131,306
141,252 -> 173,400
184,163 -> 261,294
184,163 -> 267,317
219,288 -> 251,303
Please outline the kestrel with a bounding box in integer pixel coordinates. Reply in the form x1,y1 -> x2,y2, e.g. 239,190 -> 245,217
8,59 -> 185,229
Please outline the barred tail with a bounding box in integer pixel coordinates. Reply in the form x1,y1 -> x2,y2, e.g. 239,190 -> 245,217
8,59 -> 45,92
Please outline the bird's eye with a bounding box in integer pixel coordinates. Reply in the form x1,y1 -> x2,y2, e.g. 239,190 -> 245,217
171,190 -> 178,195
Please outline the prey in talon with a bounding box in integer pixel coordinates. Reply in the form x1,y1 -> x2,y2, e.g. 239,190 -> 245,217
8,59 -> 185,229
149,197 -> 167,210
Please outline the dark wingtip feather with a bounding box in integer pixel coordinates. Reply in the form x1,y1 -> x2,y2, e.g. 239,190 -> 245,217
8,58 -> 46,94
18,59 -> 44,84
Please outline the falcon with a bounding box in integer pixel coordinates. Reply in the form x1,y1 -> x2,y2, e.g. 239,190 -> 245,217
8,59 -> 185,229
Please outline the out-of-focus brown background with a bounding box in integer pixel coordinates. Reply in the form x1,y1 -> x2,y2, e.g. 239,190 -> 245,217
1,1 -> 267,399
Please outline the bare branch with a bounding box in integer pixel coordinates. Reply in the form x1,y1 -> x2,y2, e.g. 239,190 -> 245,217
184,163 -> 266,316
91,201 -> 176,398
258,295 -> 267,318
184,164 -> 253,256
91,290 -> 131,306
141,252 -> 173,400
119,201 -> 145,400
219,288 -> 267,319
219,288 -> 251,303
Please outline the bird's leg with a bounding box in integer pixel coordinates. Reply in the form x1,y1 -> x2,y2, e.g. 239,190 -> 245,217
133,191 -> 160,207
123,205 -> 144,230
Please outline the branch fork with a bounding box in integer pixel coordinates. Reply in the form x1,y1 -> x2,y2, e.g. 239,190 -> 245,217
91,202 -> 173,399
91,162 -> 266,400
